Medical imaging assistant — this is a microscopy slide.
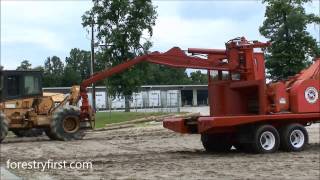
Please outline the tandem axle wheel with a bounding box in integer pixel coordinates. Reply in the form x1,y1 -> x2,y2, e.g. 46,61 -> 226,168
201,123 -> 309,154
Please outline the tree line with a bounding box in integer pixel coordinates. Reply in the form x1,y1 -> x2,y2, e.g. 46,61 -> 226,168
16,49 -> 208,87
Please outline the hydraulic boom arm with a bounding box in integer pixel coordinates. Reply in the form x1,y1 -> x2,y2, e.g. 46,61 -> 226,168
79,47 -> 228,119
78,37 -> 270,122
81,47 -> 229,88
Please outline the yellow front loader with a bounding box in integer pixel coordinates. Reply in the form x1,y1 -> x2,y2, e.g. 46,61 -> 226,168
0,70 -> 92,142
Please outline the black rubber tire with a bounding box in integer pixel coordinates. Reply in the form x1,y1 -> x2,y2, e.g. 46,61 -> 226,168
279,123 -> 308,152
201,133 -> 232,153
45,128 -> 59,140
50,106 -> 85,141
12,128 -> 44,137
250,125 -> 280,154
0,112 -> 9,143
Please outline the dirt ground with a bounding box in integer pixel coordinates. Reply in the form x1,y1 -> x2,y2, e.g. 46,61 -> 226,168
0,122 -> 319,180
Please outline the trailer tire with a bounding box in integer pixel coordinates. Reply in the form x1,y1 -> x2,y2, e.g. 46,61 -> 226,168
280,124 -> 308,152
50,106 -> 85,141
201,133 -> 232,153
12,128 -> 44,137
251,125 -> 280,153
0,112 -> 9,143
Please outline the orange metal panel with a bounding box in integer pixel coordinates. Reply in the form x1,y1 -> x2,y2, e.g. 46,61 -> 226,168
267,82 -> 290,113
197,113 -> 320,133
163,118 -> 189,134
290,79 -> 320,113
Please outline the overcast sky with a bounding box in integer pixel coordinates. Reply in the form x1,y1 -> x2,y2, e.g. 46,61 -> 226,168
1,0 -> 319,70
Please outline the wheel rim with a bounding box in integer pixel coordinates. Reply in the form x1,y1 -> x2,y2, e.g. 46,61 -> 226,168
63,116 -> 80,133
260,131 -> 276,151
290,130 -> 305,148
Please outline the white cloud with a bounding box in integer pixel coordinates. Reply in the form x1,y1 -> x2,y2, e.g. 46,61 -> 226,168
1,0 -> 319,70
149,15 -> 262,73
1,0 -> 92,69
151,15 -> 267,52
1,1 -> 91,51
2,25 -> 65,50
149,1 -> 267,74
1,1 -> 91,25
151,1 -> 319,52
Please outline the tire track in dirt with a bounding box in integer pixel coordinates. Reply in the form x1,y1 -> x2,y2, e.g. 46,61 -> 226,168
0,124 -> 319,180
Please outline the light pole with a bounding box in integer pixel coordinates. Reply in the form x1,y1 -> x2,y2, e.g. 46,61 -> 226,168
90,15 -> 96,111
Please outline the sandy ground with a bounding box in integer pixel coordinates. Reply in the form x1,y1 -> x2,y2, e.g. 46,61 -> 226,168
0,121 -> 319,180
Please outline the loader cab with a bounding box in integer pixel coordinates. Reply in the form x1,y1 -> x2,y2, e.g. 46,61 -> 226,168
0,70 -> 43,102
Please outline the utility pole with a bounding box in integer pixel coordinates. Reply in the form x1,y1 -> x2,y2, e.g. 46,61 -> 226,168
90,15 -> 96,111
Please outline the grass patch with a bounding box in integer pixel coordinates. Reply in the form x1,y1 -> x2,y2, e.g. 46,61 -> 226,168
95,111 -> 170,128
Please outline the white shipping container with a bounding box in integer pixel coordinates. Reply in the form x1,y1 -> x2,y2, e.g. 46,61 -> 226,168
86,90 -> 179,109
149,90 -> 161,107
86,92 -> 107,110
95,91 -> 106,109
167,90 -> 179,107
131,92 -> 143,108
111,96 -> 125,109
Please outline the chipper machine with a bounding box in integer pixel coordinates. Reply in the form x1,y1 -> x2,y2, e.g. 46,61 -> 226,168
81,37 -> 320,153
1,37 -> 319,154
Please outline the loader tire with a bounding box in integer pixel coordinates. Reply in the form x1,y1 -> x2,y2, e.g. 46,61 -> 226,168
0,112 -> 9,143
201,133 -> 232,153
45,128 -> 59,140
12,128 -> 44,137
50,106 -> 85,141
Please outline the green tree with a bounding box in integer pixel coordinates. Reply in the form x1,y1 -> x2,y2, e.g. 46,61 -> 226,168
17,60 -> 32,70
82,0 -> 157,112
65,48 -> 91,81
316,44 -> 320,57
33,66 -> 44,71
259,0 -> 320,80
143,64 -> 191,85
190,70 -> 208,85
62,66 -> 82,86
43,56 -> 64,87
